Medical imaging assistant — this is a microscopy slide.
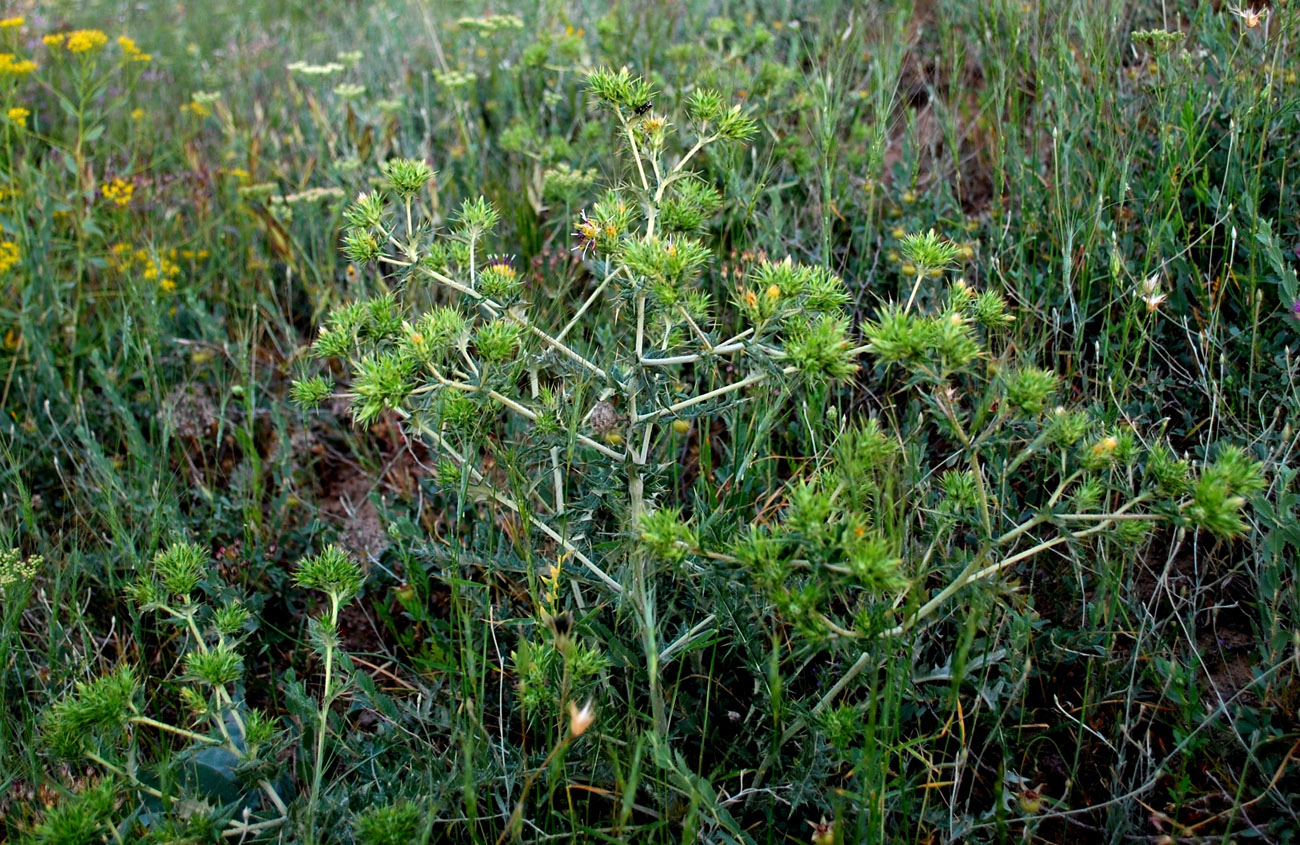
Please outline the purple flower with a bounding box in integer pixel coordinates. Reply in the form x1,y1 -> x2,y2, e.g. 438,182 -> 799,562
1292,298 -> 1300,319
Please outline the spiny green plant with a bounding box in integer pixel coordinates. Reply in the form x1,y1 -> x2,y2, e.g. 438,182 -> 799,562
37,541 -> 368,840
295,67 -> 861,745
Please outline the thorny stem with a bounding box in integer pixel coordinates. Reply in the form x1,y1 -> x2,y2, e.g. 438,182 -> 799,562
410,420 -> 625,594
129,715 -> 221,746
307,593 -> 342,837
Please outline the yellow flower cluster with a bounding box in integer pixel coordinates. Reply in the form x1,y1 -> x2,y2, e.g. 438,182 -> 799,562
0,53 -> 37,76
117,35 -> 151,63
0,16 -> 24,28
0,240 -> 20,273
6,106 -> 28,127
46,29 -> 108,53
101,178 -> 134,207
110,244 -> 209,292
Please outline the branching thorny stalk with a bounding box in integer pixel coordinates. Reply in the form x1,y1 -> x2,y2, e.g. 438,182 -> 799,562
308,76 -> 778,745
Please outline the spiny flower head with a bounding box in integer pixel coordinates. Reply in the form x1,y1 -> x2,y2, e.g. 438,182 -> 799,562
295,545 -> 364,604
899,229 -> 961,274
478,255 -> 522,301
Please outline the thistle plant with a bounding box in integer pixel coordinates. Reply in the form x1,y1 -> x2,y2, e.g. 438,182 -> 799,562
725,270 -> 1262,698
293,544 -> 364,837
38,542 -> 369,840
41,542 -> 290,840
296,68 -> 861,738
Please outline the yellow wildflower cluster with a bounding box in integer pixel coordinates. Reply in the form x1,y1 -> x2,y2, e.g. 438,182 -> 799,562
0,16 -> 24,28
49,29 -> 109,54
0,53 -> 37,76
0,240 -> 20,273
101,178 -> 134,207
117,35 -> 151,63
6,106 -> 28,127
110,243 -> 209,292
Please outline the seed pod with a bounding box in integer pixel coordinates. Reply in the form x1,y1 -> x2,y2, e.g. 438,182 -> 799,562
589,400 -> 620,436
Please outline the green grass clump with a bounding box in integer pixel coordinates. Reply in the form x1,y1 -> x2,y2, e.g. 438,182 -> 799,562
1,2 -> 1298,843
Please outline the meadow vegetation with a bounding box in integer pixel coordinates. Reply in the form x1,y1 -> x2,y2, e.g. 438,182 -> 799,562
0,0 -> 1297,842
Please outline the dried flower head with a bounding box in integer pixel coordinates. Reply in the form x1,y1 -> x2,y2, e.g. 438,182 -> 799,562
567,700 -> 595,737
1137,273 -> 1168,312
588,400 -> 621,436
1228,5 -> 1267,29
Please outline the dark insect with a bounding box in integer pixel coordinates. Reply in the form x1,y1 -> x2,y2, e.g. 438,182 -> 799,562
633,101 -> 652,116
546,610 -> 574,642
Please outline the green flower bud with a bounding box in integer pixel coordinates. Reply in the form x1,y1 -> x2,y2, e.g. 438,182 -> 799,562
294,545 -> 363,604
473,319 -> 522,364
154,542 -> 209,597
381,158 -> 435,198
291,374 -> 334,408
186,645 -> 243,687
1003,367 -> 1058,417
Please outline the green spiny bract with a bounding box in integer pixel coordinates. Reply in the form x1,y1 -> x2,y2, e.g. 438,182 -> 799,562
294,544 -> 363,604
153,541 -> 209,597
1003,367 -> 1058,417
380,157 -> 435,198
353,800 -> 424,845
639,508 -> 695,565
472,319 -> 523,364
42,666 -> 140,758
900,228 -> 961,274
291,374 -> 334,408
185,644 -> 243,687
586,65 -> 655,113
351,351 -> 415,426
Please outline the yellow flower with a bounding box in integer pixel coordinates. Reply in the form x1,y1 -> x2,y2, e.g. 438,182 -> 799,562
0,16 -> 24,28
6,106 -> 28,127
130,108 -> 145,121
64,29 -> 108,53
0,53 -> 38,75
101,177 -> 134,207
117,35 -> 138,54
181,100 -> 210,118
42,34 -> 64,48
132,52 -> 151,63
0,240 -> 20,273
160,277 -> 177,293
